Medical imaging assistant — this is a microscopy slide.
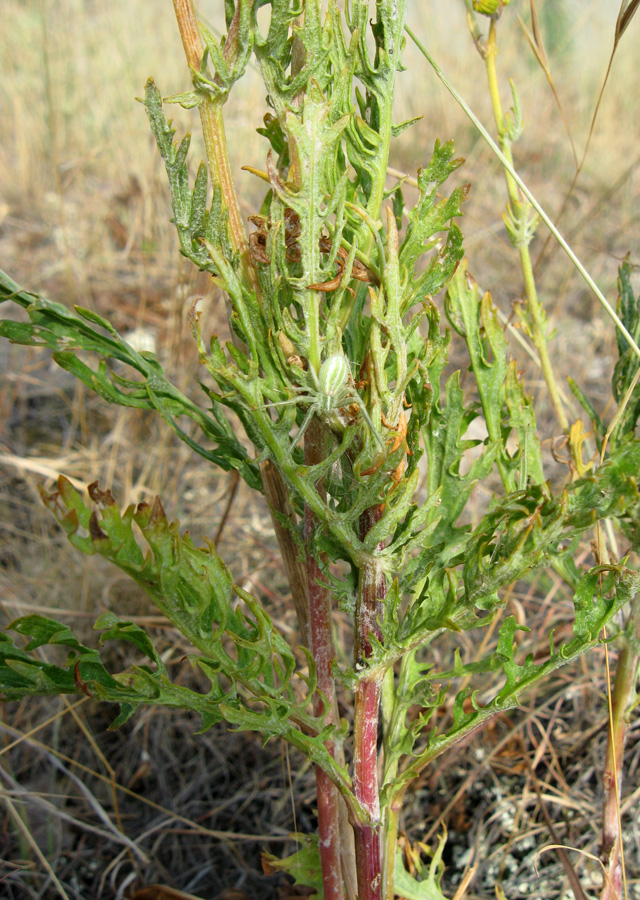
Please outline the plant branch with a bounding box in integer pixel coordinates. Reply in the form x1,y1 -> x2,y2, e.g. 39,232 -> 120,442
171,0 -> 260,299
601,595 -> 640,900
261,460 -> 309,646
484,20 -> 569,434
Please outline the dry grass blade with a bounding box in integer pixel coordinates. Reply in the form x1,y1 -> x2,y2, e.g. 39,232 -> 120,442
46,750 -> 138,858
616,0 -> 640,42
60,694 -> 128,856
517,1 -> 578,168
0,722 -> 292,843
527,0 -> 547,68
0,452 -> 86,489
531,774 -> 589,900
535,0 -> 639,270
0,599 -> 170,623
600,630 -> 631,900
536,845 -> 616,897
451,862 -> 478,900
586,0 -> 640,162
132,886 -> 207,900
2,794 -> 72,900
599,364 -> 640,462
99,816 -> 214,893
0,697 -> 89,758
0,766 -> 150,862
213,469 -> 241,547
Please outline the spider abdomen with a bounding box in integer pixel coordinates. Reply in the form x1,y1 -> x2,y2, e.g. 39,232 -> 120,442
318,354 -> 350,402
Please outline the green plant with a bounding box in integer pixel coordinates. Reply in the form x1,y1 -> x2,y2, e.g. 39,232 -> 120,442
2,3 -> 640,898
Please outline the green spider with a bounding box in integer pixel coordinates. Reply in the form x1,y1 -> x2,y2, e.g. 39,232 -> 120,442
264,353 -> 384,455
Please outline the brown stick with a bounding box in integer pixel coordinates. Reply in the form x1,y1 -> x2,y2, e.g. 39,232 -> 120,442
213,470 -> 240,548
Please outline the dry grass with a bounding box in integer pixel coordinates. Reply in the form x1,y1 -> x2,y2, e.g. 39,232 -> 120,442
1,0 -> 640,897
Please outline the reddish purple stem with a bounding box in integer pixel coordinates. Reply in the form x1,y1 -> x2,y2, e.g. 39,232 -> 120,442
354,679 -> 383,900
305,419 -> 345,900
353,505 -> 386,900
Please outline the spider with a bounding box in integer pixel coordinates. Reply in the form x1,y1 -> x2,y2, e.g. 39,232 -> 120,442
262,353 -> 384,456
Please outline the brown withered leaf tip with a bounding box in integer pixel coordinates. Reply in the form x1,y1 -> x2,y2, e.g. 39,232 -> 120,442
88,481 -> 116,506
149,496 -> 167,525
249,206 -> 379,292
73,662 -> 93,697
89,511 -> 108,541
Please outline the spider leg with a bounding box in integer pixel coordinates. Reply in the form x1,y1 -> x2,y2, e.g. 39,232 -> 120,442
351,392 -> 385,451
286,403 -> 318,459
256,397 -> 299,410
256,396 -> 306,428
256,396 -> 306,436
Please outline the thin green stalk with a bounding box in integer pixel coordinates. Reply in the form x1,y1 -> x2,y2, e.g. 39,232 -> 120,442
517,240 -> 570,431
484,20 -> 569,434
383,786 -> 405,900
380,651 -> 412,900
484,25 -> 517,207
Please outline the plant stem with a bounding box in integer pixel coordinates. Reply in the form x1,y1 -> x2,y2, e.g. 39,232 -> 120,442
365,3 -> 409,230
601,594 -> 640,900
305,416 -> 345,900
484,24 -> 517,207
353,506 -> 385,900
517,242 -> 569,434
383,785 -> 405,900
171,0 -> 260,299
353,684 -> 382,900
381,649 -> 414,900
485,20 -> 569,433
260,460 -> 309,645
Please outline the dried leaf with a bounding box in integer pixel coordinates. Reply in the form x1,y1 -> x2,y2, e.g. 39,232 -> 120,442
132,886 -> 207,900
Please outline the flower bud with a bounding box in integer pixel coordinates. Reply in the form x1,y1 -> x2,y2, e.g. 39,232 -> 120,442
472,0 -> 509,15
278,331 -> 297,361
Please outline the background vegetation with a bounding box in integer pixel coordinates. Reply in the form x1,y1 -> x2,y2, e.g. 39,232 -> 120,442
1,1 -> 639,898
